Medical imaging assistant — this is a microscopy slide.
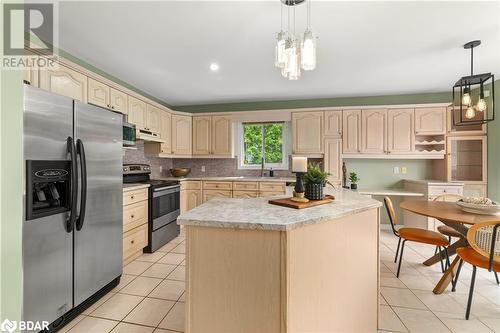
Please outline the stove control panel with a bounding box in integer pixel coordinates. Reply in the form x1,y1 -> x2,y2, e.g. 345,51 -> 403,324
123,164 -> 151,175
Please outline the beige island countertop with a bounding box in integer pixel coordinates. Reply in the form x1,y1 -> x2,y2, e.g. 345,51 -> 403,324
180,188 -> 381,333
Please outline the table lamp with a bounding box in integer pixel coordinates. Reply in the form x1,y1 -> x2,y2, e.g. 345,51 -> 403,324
291,156 -> 309,202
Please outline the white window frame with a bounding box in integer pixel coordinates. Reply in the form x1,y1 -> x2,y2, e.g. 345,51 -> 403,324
236,121 -> 291,170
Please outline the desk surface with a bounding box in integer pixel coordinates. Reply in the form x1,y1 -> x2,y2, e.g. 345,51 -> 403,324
357,189 -> 425,197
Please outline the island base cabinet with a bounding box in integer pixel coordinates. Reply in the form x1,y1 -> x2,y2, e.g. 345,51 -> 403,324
185,208 -> 379,333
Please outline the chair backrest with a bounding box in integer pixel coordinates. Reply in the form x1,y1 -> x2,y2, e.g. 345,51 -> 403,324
467,221 -> 500,271
384,196 -> 399,236
433,194 -> 463,202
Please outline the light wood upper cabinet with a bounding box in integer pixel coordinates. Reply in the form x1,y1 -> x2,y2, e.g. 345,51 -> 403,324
88,78 -> 110,108
361,109 -> 387,154
193,116 -> 211,155
128,97 -> 147,130
212,116 -> 232,155
415,107 -> 446,135
387,109 -> 414,154
292,111 -> 323,154
342,110 -> 361,153
160,111 -> 172,154
110,88 -> 128,114
39,64 -> 87,102
146,104 -> 161,133
324,138 -> 342,183
324,111 -> 342,137
172,115 -> 192,155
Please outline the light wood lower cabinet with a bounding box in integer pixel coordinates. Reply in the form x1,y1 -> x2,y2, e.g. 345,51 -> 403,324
233,191 -> 259,198
203,181 -> 233,190
233,182 -> 259,191
123,188 -> 149,265
181,189 -> 202,213
203,190 -> 232,203
259,182 -> 285,193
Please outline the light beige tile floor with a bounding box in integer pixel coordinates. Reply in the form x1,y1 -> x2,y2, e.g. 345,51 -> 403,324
66,228 -> 500,333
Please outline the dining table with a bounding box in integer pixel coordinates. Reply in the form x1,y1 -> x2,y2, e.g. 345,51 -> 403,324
399,200 -> 494,294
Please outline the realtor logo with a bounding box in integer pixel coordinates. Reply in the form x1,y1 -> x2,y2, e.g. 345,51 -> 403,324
3,3 -> 54,55
0,319 -> 16,333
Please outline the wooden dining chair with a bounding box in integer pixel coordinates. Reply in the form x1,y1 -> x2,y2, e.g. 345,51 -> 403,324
451,221 -> 500,320
384,197 -> 450,277
433,194 -> 465,241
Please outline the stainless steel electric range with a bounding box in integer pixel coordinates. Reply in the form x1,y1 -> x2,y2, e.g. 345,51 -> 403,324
123,164 -> 180,252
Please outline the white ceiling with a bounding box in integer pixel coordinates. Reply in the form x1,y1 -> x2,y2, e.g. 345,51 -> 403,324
57,1 -> 500,106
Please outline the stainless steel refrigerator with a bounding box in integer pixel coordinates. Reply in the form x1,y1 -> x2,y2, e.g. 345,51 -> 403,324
23,85 -> 123,329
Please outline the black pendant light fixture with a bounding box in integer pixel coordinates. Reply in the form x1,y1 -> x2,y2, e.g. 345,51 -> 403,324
452,40 -> 495,126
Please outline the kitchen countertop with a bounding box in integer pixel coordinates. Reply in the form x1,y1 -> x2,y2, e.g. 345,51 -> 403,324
159,176 -> 296,183
356,188 -> 425,197
123,183 -> 150,191
177,187 -> 382,231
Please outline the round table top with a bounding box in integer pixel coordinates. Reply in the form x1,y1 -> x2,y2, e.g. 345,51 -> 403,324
399,200 -> 497,225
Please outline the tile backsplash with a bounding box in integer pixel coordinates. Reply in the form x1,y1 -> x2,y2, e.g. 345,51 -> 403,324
123,142 -> 173,178
123,143 -> 322,179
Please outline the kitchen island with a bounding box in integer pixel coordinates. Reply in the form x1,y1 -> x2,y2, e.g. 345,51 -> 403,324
178,188 -> 382,333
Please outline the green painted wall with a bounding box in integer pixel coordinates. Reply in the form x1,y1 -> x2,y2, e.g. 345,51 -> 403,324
487,80 -> 500,201
173,91 -> 451,113
1,1 -> 24,325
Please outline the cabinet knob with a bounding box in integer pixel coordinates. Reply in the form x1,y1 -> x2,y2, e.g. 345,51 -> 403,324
131,214 -> 135,219
111,106 -> 115,109
131,240 -> 135,244
130,195 -> 135,199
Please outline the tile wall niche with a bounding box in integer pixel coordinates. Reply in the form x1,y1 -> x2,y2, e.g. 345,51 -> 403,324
123,142 -> 173,178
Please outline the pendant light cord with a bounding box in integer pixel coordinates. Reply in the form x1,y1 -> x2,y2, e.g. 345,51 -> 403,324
307,0 -> 311,28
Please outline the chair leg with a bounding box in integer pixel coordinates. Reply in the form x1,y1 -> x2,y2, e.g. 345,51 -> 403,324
444,247 -> 451,271
439,247 -> 445,273
397,240 -> 406,278
495,272 -> 499,285
434,246 -> 438,255
452,259 -> 463,292
394,238 -> 401,263
465,266 -> 477,320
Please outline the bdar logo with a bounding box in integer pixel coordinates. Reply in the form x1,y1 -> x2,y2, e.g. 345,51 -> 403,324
0,319 -> 16,333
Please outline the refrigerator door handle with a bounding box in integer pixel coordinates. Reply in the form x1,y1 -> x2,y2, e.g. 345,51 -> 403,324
66,137 -> 77,233
75,139 -> 87,231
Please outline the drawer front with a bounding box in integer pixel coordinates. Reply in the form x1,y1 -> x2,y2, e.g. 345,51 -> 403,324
203,181 -> 233,190
233,182 -> 259,191
123,224 -> 148,260
259,182 -> 286,192
202,189 -> 232,203
181,181 -> 202,190
428,186 -> 463,197
123,188 -> 148,205
259,191 -> 286,197
123,200 -> 148,233
233,190 -> 259,198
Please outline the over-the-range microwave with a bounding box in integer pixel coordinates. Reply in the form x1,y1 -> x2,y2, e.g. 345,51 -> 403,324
122,115 -> 136,147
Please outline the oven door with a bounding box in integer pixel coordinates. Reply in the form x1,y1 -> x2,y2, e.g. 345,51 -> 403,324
151,185 -> 180,230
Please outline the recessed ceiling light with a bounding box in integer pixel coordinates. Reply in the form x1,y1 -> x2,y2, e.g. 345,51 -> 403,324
209,63 -> 219,71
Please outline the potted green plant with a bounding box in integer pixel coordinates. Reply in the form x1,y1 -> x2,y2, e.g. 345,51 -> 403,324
349,172 -> 360,190
303,163 -> 331,200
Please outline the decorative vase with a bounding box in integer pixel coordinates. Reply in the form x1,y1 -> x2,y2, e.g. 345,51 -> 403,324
351,184 -> 358,190
305,183 -> 323,200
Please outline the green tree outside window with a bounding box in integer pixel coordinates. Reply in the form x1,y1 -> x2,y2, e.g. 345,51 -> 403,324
243,123 -> 283,166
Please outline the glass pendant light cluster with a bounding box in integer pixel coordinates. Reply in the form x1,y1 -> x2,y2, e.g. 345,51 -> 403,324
452,40 -> 495,125
274,0 -> 317,80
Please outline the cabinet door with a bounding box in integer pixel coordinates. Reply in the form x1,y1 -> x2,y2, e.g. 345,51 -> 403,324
324,110 -> 342,137
447,136 -> 487,182
415,107 -> 446,135
387,108 -> 414,154
172,115 -> 192,155
202,190 -> 232,203
128,97 -> 147,130
24,64 -> 39,87
88,78 -> 110,108
146,104 -> 161,133
39,64 -> 87,102
160,111 -> 172,154
181,189 -> 202,212
292,111 -> 323,154
323,138 -> 342,183
110,88 -> 128,114
192,116 -> 211,155
361,109 -> 386,154
212,116 -> 232,155
342,110 -> 361,153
